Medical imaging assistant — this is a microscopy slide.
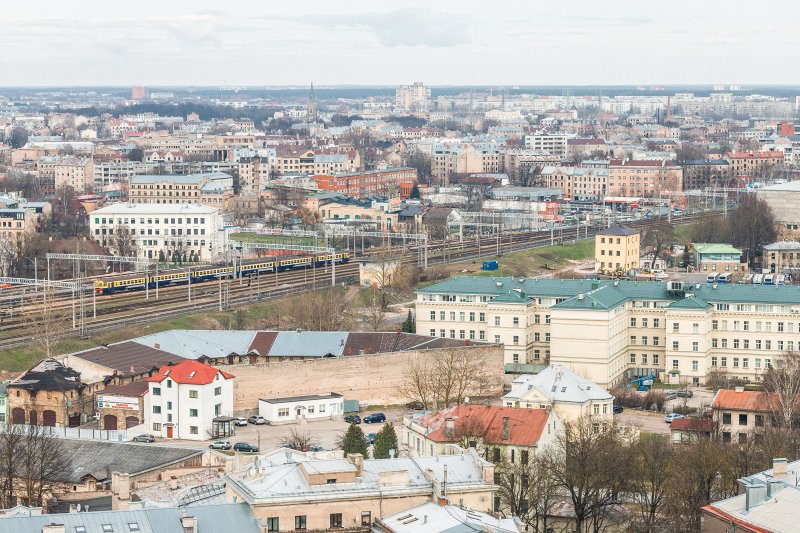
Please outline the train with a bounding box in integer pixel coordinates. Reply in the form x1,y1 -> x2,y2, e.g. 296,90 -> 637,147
94,252 -> 351,295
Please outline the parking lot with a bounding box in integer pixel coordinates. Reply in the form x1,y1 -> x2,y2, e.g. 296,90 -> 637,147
161,408 -> 407,451
616,386 -> 716,435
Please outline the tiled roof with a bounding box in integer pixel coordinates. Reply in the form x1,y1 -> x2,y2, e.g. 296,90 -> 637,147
414,404 -> 550,447
147,360 -> 234,385
711,389 -> 777,412
670,418 -> 713,432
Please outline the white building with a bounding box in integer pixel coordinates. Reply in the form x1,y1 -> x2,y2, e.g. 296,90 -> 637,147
258,393 -> 343,424
524,134 -> 572,157
395,82 -> 431,112
503,364 -> 614,423
144,360 -> 234,441
89,202 -> 225,261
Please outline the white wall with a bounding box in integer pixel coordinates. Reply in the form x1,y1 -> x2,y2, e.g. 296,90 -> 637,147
259,396 -> 343,425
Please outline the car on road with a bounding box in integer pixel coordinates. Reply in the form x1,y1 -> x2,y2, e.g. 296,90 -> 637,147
612,404 -> 623,414
366,433 -> 377,445
248,415 -> 267,425
664,413 -> 685,423
209,440 -> 232,450
234,417 -> 248,426
675,389 -> 693,398
405,401 -> 424,410
344,415 -> 361,424
234,442 -> 259,453
132,434 -> 155,443
363,413 -> 386,424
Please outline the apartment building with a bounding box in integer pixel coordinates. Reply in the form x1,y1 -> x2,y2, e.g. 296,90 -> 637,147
270,148 -> 360,176
726,151 -> 783,177
497,149 -> 560,182
93,160 -> 155,190
607,159 -> 683,197
431,143 -> 500,185
539,166 -> 608,200
395,82 -> 431,112
237,157 -> 270,192
681,159 -> 731,190
128,172 -> 233,209
763,241 -> 800,273
524,134 -> 571,157
144,360 -> 234,441
595,226 -> 640,274
312,167 -> 417,198
756,181 -> 800,238
54,155 -> 94,194
89,202 -> 225,261
319,197 -> 398,230
711,388 -> 774,444
416,276 -> 800,387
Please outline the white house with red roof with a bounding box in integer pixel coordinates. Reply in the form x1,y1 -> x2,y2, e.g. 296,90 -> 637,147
144,360 -> 234,441
402,404 -> 562,463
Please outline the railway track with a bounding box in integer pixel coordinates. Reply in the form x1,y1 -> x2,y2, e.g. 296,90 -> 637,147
0,213 -> 705,351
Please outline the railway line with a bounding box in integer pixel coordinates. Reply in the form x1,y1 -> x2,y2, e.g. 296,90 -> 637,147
0,213 -> 704,351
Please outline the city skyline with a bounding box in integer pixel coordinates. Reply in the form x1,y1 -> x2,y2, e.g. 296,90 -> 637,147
1,0 -> 796,87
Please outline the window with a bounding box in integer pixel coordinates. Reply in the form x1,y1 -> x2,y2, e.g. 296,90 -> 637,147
723,413 -> 732,424
712,320 -> 718,330
721,356 -> 728,367
630,318 -> 637,327
152,387 -> 161,396
739,414 -> 748,426
779,321 -> 785,332
267,517 -> 279,533
755,415 -> 764,427
653,336 -> 659,346
330,513 -> 343,529
692,360 -> 699,371
672,322 -> 679,333
361,511 -> 372,526
712,338 -> 718,348
733,357 -> 740,368
653,318 -> 660,328
630,353 -> 637,364
513,317 -> 519,326
189,390 -> 199,399
692,341 -> 699,352
642,336 -> 648,346
103,526 -> 113,533
166,401 -> 172,410
653,355 -> 659,365
295,515 -> 307,530
166,380 -> 172,388
692,323 -> 699,334
642,354 -> 648,365
722,338 -> 728,348
631,336 -> 637,345
128,524 -> 140,532
513,335 -> 519,345
672,341 -> 679,351
494,316 -> 501,326
278,408 -> 289,417
711,356 -> 718,367
189,409 -> 198,417
152,406 -> 161,414
493,448 -> 501,462
672,359 -> 679,370
430,329 -> 436,337
521,450 -> 529,465
642,318 -> 648,328
430,311 -> 436,320
152,423 -> 161,431
190,426 -> 198,435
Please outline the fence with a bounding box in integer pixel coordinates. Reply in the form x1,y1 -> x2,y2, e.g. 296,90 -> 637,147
0,423 -> 146,442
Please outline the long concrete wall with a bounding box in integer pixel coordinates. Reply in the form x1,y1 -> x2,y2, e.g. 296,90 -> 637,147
217,344 -> 504,412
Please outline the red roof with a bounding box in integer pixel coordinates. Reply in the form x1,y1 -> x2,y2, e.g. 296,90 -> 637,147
701,505 -> 772,533
417,404 -> 550,447
711,389 -> 777,412
609,159 -> 677,167
670,418 -> 713,432
147,360 -> 234,385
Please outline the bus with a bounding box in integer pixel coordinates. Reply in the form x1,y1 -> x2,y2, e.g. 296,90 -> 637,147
764,274 -> 775,285
776,274 -> 786,285
753,274 -> 764,285
741,274 -> 754,284
718,273 -> 732,284
707,273 -> 720,283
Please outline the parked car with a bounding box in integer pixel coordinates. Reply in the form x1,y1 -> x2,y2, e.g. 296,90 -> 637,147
344,415 -> 361,424
612,404 -> 623,414
675,389 -> 693,398
132,434 -> 155,443
363,413 -> 386,424
664,413 -> 685,423
234,442 -> 259,453
248,415 -> 267,425
665,392 -> 678,401
234,417 -> 248,426
209,440 -> 232,450
366,433 -> 377,445
405,401 -> 424,410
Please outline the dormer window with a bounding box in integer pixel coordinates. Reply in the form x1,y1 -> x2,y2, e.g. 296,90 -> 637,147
188,371 -> 196,378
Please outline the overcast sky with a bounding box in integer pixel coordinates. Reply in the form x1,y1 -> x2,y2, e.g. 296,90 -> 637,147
1,0 -> 795,87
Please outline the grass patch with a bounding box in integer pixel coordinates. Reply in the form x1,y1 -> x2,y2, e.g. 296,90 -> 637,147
470,238 -> 596,277
230,233 -> 319,246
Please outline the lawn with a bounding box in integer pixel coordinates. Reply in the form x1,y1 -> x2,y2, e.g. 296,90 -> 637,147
467,238 -> 596,278
230,232 -> 319,246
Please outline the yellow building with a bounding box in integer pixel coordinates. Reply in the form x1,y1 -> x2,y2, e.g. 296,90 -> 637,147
595,226 -> 640,274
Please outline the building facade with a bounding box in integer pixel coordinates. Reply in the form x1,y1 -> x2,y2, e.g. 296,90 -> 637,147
692,243 -> 747,273
595,226 -> 640,274
128,172 -> 233,208
607,159 -> 683,197
763,241 -> 800,273
539,166 -> 608,200
312,168 -> 417,198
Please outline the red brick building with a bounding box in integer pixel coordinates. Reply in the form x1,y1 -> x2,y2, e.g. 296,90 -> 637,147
312,167 -> 417,198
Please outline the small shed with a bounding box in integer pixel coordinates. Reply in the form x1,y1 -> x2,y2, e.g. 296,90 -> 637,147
259,393 -> 343,425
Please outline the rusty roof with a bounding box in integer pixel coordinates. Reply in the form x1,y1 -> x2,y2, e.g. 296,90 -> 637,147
712,389 -> 777,412
415,404 -> 550,447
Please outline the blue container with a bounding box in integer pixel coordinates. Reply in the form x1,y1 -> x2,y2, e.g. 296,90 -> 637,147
482,260 -> 499,271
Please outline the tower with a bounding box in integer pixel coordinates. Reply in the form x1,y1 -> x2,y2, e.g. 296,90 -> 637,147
307,82 -> 318,124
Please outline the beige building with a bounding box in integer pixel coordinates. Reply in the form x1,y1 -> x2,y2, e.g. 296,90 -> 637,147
756,181 -> 800,238
763,241 -> 800,273
319,199 -> 398,230
395,82 -> 431,112
540,166 -> 608,200
225,448 -> 496,530
55,155 -> 94,194
711,388 -> 774,445
595,226 -> 640,274
431,144 -> 500,185
128,172 -> 233,209
416,276 -> 800,387
607,159 -> 683,197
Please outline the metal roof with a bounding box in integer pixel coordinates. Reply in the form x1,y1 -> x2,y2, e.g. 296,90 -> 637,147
504,364 -> 613,404
130,172 -> 232,184
267,331 -> 348,358
132,330 -> 256,360
693,242 -> 742,255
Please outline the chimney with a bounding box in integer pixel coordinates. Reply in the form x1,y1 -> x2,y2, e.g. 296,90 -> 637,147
347,453 -> 364,477
745,484 -> 767,511
502,417 -> 510,441
154,343 -> 160,350
42,526 -> 66,533
180,516 -> 198,533
445,418 -> 456,440
111,472 -> 130,502
773,458 -> 788,480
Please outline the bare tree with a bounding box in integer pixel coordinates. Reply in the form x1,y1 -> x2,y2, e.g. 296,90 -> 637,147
364,288 -> 386,332
279,428 -> 321,452
0,424 -> 24,508
496,453 -> 561,533
271,286 -> 355,331
34,285 -> 68,358
762,351 -> 800,431
109,224 -> 138,262
630,435 -> 674,532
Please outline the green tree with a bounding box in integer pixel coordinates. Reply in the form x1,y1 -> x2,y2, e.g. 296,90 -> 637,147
409,184 -> 421,199
342,423 -> 368,457
400,310 -> 415,333
8,127 -> 28,149
372,423 -> 399,459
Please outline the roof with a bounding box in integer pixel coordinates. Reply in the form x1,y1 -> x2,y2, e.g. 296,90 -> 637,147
90,203 -> 218,215
59,440 -> 203,484
261,392 -> 342,404
7,358 -> 84,393
130,172 -> 231,185
267,331 -> 348,357
147,360 -> 234,385
377,501 -> 521,533
703,486 -> 800,533
597,225 -> 639,236
711,389 -> 777,412
667,295 -> 711,309
0,503 -> 260,533
670,418 -> 714,432
693,242 -> 742,255
763,241 -> 800,251
411,404 -> 551,447
504,365 -> 612,404
97,380 -> 150,397
71,341 -> 182,376
133,330 -> 256,360
757,181 -> 800,192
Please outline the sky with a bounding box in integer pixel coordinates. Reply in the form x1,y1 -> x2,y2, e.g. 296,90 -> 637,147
0,0 -> 796,87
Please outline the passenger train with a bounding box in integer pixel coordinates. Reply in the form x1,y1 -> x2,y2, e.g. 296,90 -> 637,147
94,252 -> 351,295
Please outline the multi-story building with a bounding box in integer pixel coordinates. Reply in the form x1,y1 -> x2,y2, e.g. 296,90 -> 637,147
128,172 -> 233,209
93,160 -> 155,190
395,82 -> 431,112
502,365 -> 614,423
539,166 -> 608,200
524,134 -> 571,157
237,157 -> 270,192
756,181 -> 800,238
763,241 -> 800,274
144,360 -> 234,441
54,155 -> 94,194
692,243 -> 747,273
89,202 -> 225,261
319,197 -> 398,230
415,276 -> 800,387
431,143 -> 501,185
270,148 -> 360,176
595,226 -> 640,274
681,159 -> 732,190
565,138 -> 609,159
711,388 -> 774,444
498,149 -> 560,183
312,167 -> 417,198
607,159 -> 683,197
726,151 -> 783,177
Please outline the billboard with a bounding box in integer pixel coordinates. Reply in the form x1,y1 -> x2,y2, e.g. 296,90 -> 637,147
97,395 -> 139,411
